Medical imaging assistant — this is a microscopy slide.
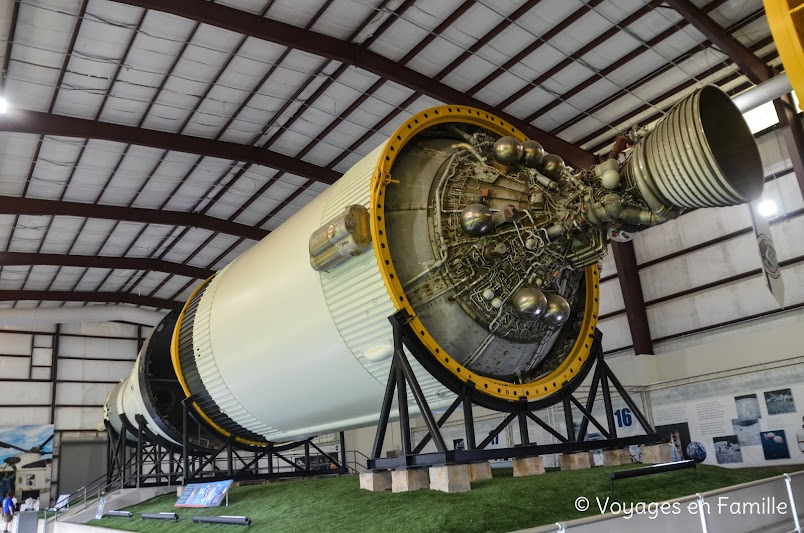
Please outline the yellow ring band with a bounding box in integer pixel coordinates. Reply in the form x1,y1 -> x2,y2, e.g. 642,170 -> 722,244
368,105 -> 600,401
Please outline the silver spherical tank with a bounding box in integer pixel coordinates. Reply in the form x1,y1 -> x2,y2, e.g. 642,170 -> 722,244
460,204 -> 494,236
510,287 -> 548,319
521,140 -> 545,168
492,136 -> 524,166
542,294 -> 571,328
541,154 -> 566,181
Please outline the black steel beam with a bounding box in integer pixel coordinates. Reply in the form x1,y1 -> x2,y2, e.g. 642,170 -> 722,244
662,0 -> 769,84
610,241 -> 653,355
112,0 -> 596,168
0,290 -> 177,309
0,195 -> 267,241
0,252 -> 213,279
0,110 -> 341,185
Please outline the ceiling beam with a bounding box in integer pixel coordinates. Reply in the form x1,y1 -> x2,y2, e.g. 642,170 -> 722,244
113,0 -> 596,168
0,195 -> 268,241
0,252 -> 213,279
0,290 -> 177,309
0,110 -> 341,185
610,241 -> 653,355
662,0 -> 769,84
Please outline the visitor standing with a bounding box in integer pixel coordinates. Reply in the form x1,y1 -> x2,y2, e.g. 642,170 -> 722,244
1,490 -> 14,533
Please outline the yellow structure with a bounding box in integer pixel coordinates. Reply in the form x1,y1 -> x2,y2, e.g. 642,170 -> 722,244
765,0 -> 804,95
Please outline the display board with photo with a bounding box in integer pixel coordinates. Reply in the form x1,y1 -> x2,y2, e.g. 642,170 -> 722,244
765,389 -> 796,415
650,365 -> 804,468
713,436 -> 743,464
760,430 -> 791,460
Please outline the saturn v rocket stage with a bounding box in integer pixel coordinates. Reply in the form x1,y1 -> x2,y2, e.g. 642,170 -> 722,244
104,85 -> 764,451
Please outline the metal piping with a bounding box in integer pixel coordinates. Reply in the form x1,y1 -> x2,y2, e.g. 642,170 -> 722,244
732,73 -> 792,113
0,305 -> 165,326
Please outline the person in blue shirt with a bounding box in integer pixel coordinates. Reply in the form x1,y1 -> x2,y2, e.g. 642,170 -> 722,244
1,491 -> 13,532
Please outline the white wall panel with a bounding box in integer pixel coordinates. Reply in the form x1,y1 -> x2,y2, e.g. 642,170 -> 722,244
32,347 -> 53,367
34,334 -> 53,348
54,407 -> 102,431
60,322 -> 140,338
646,262 -> 804,341
0,356 -> 30,379
57,359 -> 133,382
59,336 -> 138,359
0,382 -> 51,405
56,383 -> 116,407
598,315 -> 631,352
598,278 -> 624,315
31,367 -> 51,380
0,407 -> 50,425
0,332 -> 32,355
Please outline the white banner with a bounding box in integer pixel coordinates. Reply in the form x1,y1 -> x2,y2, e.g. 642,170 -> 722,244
749,202 -> 784,307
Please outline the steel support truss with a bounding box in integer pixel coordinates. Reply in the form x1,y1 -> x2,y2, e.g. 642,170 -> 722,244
105,410 -> 348,488
368,310 -> 660,470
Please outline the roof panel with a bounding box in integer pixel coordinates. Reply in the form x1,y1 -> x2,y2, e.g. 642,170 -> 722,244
128,270 -> 169,295
69,218 -> 118,255
161,156 -> 236,212
72,267 -> 109,291
23,265 -> 60,291
219,53 -> 337,145
369,0 -> 469,63
8,215 -> 51,253
61,139 -> 129,203
125,150 -> 203,209
97,221 -> 146,255
199,165 -> 276,220
150,274 -> 193,300
309,0 -> 380,40
123,224 -> 176,258
0,265 -> 28,291
39,215 -> 86,254
0,134 -> 39,197
265,0 -> 332,28
185,234 -> 239,267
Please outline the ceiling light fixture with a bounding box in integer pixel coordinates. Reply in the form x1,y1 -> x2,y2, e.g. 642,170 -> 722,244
0,97 -> 7,114
757,199 -> 778,217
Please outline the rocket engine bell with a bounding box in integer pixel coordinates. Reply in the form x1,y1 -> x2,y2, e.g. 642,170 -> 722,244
105,85 -> 763,447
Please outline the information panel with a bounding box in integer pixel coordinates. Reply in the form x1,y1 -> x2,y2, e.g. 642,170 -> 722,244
175,480 -> 233,508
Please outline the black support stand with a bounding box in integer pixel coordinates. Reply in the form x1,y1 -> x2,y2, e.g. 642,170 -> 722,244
105,410 -> 349,488
368,310 -> 660,470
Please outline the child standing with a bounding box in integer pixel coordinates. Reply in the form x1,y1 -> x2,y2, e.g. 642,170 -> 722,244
1,491 -> 13,533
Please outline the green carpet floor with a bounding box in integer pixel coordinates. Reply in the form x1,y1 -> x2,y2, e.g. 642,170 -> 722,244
89,465 -> 781,533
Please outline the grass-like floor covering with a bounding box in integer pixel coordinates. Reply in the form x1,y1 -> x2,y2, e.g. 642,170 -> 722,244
89,464 -> 781,533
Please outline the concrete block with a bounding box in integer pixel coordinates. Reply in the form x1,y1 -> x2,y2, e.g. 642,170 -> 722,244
469,462 -> 493,482
359,470 -> 392,492
429,464 -> 471,493
513,456 -> 545,477
391,468 -> 429,493
603,448 -> 632,466
641,444 -> 672,464
560,452 -> 592,471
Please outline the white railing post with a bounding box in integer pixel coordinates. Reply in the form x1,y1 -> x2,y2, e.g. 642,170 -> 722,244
784,474 -> 802,533
696,494 -> 709,533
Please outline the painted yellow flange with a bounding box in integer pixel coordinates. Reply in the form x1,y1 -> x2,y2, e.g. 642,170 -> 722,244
170,275 -> 269,447
765,0 -> 804,96
369,105 -> 600,402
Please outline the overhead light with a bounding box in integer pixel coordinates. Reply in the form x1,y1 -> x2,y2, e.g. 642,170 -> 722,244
0,97 -> 7,114
757,199 -> 778,217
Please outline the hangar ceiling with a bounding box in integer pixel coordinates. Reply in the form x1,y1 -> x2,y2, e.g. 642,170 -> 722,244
0,0 -> 801,355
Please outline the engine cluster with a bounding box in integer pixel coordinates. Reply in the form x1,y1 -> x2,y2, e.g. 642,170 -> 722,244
431,125 -> 676,368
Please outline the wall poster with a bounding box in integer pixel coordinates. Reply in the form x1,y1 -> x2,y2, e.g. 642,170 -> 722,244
650,364 -> 804,468
0,425 -> 54,506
